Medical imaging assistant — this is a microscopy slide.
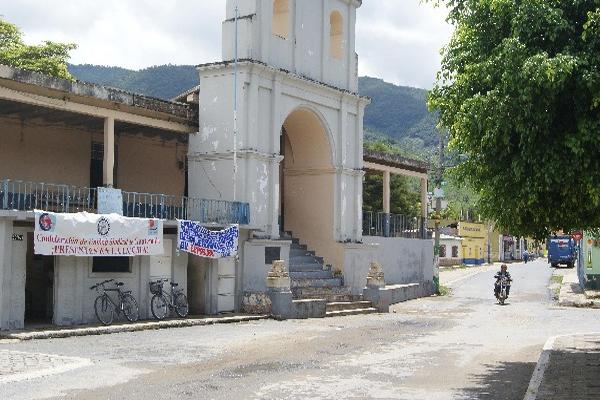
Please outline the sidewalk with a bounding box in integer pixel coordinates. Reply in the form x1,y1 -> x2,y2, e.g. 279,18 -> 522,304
524,333 -> 600,400
557,267 -> 600,309
0,314 -> 269,342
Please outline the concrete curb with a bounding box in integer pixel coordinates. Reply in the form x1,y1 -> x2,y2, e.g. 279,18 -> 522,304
523,333 -> 600,400
0,315 -> 269,341
522,335 -> 559,400
556,268 -> 600,308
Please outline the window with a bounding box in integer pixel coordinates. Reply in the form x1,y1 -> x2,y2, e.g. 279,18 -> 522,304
330,11 -> 343,58
92,257 -> 131,273
273,0 -> 290,39
439,245 -> 447,258
452,246 -> 459,258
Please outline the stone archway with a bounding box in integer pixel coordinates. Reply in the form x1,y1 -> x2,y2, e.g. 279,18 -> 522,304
279,107 -> 335,252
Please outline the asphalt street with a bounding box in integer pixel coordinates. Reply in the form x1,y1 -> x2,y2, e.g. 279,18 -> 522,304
2,259 -> 600,400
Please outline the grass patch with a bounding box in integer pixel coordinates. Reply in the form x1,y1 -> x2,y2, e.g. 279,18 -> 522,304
549,274 -> 563,300
550,275 -> 564,285
438,284 -> 452,296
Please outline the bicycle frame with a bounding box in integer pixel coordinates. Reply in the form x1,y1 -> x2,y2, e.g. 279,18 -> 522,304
93,284 -> 128,314
161,285 -> 179,310
151,279 -> 184,311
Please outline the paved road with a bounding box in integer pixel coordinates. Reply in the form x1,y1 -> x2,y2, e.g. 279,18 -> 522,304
2,259 -> 600,399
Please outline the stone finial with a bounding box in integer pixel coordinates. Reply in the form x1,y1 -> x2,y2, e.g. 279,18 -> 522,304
266,260 -> 291,291
366,261 -> 385,288
267,260 -> 289,278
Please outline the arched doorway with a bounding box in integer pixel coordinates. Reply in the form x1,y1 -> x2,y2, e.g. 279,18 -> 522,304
279,107 -> 335,254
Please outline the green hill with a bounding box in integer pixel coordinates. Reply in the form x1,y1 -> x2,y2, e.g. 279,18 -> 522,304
68,64 -> 439,155
68,64 -> 198,100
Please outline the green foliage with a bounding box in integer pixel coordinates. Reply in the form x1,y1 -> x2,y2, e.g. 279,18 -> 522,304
0,19 -> 76,80
360,76 -> 440,154
429,0 -> 600,240
363,140 -> 424,217
440,170 -> 481,220
363,172 -> 421,217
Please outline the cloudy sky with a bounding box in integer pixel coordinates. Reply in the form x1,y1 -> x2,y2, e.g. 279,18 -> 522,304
0,0 -> 453,89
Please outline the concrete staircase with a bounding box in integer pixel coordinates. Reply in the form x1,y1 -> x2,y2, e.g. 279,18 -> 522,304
283,232 -> 377,317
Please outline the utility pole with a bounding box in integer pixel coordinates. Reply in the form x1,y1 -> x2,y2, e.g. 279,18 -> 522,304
433,133 -> 444,294
232,5 -> 239,202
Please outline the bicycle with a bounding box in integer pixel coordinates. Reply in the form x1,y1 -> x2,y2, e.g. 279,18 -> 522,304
89,279 -> 140,325
149,279 -> 189,320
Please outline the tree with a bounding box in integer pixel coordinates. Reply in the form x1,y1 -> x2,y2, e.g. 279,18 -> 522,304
363,172 -> 421,217
428,1 -> 600,239
363,140 -> 424,217
0,18 -> 76,80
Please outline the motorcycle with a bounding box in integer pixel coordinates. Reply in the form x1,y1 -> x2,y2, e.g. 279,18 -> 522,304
496,275 -> 510,305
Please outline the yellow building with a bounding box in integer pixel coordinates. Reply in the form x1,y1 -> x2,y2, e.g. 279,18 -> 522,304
459,222 -> 488,265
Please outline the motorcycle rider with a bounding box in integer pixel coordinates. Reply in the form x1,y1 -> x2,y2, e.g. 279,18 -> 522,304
494,264 -> 512,299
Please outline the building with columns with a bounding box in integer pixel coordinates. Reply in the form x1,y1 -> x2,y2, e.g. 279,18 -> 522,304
0,0 -> 434,330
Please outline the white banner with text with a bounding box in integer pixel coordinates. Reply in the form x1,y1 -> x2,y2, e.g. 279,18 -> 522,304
34,210 -> 163,257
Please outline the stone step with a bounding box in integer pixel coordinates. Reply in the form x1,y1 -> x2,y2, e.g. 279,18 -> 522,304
294,293 -> 355,302
289,263 -> 326,272
290,248 -> 315,257
291,277 -> 343,288
290,270 -> 333,279
326,301 -> 373,312
292,286 -> 354,302
289,255 -> 322,265
290,243 -> 308,251
325,308 -> 378,317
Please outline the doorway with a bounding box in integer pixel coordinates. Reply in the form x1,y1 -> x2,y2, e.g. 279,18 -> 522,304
279,107 -> 335,257
24,232 -> 54,325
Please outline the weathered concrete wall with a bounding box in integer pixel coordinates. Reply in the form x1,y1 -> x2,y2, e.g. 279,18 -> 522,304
117,134 -> 187,196
363,236 -> 434,287
341,242 -> 379,295
0,117 -> 91,186
243,239 -> 291,293
52,234 -> 187,326
0,116 -> 187,197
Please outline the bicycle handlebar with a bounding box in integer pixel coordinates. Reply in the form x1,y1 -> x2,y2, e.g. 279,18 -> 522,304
89,278 -> 115,290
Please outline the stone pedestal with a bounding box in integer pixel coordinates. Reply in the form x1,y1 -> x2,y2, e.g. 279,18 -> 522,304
363,262 -> 390,312
266,260 -> 294,319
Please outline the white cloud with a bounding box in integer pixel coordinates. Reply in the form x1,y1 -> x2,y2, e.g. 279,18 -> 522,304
0,0 -> 452,89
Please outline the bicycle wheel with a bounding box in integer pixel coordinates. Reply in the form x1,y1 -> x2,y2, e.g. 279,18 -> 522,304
122,293 -> 139,322
150,294 -> 169,320
174,292 -> 189,318
94,295 -> 114,325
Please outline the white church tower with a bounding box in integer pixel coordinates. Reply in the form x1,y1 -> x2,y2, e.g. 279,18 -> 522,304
188,0 -> 369,294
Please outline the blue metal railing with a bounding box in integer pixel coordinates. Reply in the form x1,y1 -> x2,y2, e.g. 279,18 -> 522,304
0,179 -> 250,225
362,211 -> 428,239
0,179 -> 97,214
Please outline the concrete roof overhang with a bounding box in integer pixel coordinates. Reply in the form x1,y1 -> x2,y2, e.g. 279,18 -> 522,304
363,149 -> 429,179
0,64 -> 197,134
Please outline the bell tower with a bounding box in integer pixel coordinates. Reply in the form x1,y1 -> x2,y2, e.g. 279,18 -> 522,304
222,0 -> 362,91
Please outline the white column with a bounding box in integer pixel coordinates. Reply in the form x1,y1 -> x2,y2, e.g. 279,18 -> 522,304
0,219 -> 13,330
103,116 -> 115,187
347,3 -> 356,89
269,77 -> 282,238
420,177 -> 428,218
383,170 -> 391,214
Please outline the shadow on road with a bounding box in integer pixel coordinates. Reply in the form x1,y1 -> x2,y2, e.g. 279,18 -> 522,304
535,348 -> 600,399
458,361 -> 537,400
